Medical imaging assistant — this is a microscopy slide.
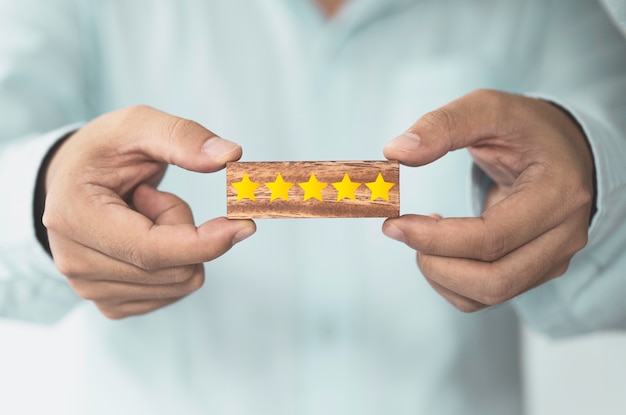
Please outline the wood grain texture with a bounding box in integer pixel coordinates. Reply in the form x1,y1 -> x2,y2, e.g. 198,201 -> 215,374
227,161 -> 399,218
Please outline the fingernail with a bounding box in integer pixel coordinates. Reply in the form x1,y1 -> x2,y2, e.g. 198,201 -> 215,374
202,136 -> 240,160
385,132 -> 421,152
232,226 -> 255,244
383,223 -> 406,243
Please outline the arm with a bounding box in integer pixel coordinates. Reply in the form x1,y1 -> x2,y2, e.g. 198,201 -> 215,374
509,0 -> 626,335
382,0 -> 625,336
43,105 -> 255,320
0,0 -> 89,322
0,1 -> 256,322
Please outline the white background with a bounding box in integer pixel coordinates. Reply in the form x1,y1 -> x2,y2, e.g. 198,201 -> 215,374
0,309 -> 624,415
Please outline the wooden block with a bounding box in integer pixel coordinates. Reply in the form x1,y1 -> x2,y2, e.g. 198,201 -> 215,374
227,161 -> 399,218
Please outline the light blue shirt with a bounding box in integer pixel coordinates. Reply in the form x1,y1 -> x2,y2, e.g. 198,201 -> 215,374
1,1 -> 624,414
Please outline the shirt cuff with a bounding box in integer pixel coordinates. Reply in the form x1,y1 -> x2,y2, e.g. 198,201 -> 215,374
0,123 -> 83,323
524,93 -> 626,247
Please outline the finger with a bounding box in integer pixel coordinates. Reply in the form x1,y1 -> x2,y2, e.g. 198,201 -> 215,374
95,298 -> 181,320
115,105 -> 242,172
423,277 -> 487,313
50,185 -> 220,284
67,264 -> 204,303
415,220 -> 586,306
111,211 -> 255,269
49,231 -> 199,284
421,252 -> 570,308
132,184 -> 194,225
47,183 -> 256,269
383,169 -> 576,261
383,89 -> 517,166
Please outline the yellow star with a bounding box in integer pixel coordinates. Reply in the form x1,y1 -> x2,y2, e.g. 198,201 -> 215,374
232,173 -> 260,201
299,173 -> 327,201
365,173 -> 395,201
332,173 -> 361,201
265,173 -> 294,201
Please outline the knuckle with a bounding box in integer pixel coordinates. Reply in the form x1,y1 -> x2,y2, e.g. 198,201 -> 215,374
551,263 -> 570,279
130,246 -> 161,271
86,291 -> 112,302
479,270 -> 512,306
169,195 -> 191,211
165,117 -> 199,143
164,197 -> 193,219
418,232 -> 440,257
98,306 -> 127,320
470,88 -> 500,103
123,104 -> 154,118
478,294 -> 506,308
437,289 -> 486,313
470,88 -> 509,111
137,258 -> 160,272
172,266 -> 204,295
53,255 -> 74,278
577,186 -> 594,210
478,227 -> 506,262
468,89 -> 512,132
180,198 -> 192,214
454,300 -> 484,313
561,185 -> 594,224
163,117 -> 204,167
415,252 -> 432,276
186,270 -> 205,293
41,209 -> 55,230
479,242 -> 505,263
169,264 -> 197,284
79,290 -> 106,302
54,255 -> 88,281
114,105 -> 156,132
42,206 -> 68,234
165,117 -> 185,141
114,105 -> 148,127
573,230 -> 589,253
420,108 -> 455,141
561,223 -> 589,258
67,280 -> 99,301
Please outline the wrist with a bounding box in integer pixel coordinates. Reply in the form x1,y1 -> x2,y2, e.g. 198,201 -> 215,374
543,100 -> 598,224
33,131 -> 76,256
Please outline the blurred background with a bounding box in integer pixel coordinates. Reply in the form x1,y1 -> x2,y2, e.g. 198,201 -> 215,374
1,309 -> 625,415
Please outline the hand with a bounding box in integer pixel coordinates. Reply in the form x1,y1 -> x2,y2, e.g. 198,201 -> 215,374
382,89 -> 594,312
43,105 -> 256,319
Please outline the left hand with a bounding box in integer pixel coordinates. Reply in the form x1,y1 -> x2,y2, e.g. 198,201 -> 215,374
382,89 -> 594,312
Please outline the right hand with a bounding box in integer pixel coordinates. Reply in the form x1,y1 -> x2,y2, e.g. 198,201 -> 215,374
43,106 -> 256,319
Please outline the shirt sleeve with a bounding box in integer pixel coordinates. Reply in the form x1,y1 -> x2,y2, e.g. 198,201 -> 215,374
472,0 -> 626,337
0,0 -> 91,323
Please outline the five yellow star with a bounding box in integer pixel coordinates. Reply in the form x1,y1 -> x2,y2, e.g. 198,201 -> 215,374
299,173 -> 327,201
365,173 -> 395,201
232,173 -> 260,201
234,171 -> 395,204
332,173 -> 361,201
265,173 -> 294,201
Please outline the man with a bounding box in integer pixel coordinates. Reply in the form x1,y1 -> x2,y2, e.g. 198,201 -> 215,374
1,0 -> 624,414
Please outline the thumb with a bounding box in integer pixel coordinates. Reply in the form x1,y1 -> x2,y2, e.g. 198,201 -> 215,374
121,106 -> 242,173
383,89 -> 509,166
